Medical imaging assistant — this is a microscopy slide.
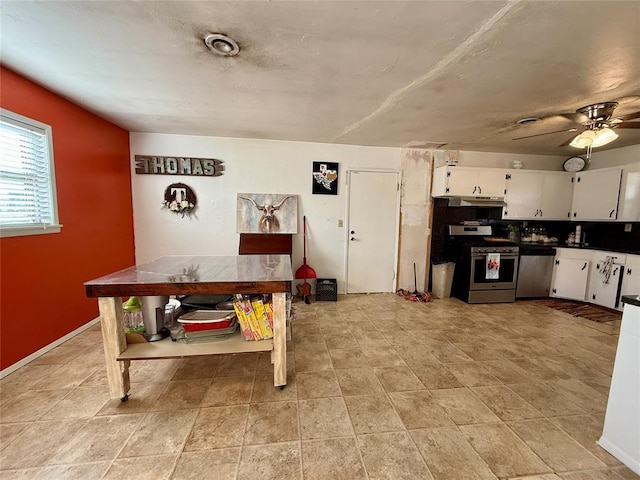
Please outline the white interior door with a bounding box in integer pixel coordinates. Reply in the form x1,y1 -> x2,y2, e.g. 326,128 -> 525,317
346,170 -> 399,293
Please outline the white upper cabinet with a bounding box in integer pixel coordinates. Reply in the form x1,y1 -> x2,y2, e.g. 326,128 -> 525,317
432,166 -> 507,197
503,171 -> 542,219
503,170 -> 573,220
571,168 -> 622,221
540,173 -> 575,220
617,163 -> 640,222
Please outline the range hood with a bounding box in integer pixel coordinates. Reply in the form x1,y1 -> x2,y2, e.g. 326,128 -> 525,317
448,196 -> 506,207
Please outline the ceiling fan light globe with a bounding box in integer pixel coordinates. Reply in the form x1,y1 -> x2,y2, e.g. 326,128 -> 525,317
569,130 -> 595,148
592,127 -> 619,147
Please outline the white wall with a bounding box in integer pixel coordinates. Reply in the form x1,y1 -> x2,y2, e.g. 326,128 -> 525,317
129,133 -> 638,296
588,144 -> 640,169
435,150 -> 566,171
129,133 -> 401,293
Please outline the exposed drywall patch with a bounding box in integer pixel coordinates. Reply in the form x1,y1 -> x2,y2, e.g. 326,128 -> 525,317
434,150 -> 459,168
401,148 -> 432,204
401,204 -> 427,226
397,224 -> 428,291
404,148 -> 433,162
397,146 -> 433,291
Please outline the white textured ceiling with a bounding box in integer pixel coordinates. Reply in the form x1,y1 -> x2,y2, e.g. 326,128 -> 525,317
2,1 -> 639,155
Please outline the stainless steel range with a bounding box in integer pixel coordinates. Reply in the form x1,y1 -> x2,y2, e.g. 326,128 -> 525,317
447,225 -> 519,304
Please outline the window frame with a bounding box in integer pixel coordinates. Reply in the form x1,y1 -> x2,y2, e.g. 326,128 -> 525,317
0,108 -> 62,238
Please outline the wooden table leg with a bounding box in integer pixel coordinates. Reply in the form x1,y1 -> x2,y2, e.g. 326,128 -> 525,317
272,292 -> 287,387
98,297 -> 131,400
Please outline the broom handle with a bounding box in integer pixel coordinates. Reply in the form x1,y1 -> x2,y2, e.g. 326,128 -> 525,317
303,215 -> 307,260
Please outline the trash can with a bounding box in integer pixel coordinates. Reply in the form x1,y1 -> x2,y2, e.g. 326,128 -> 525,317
431,262 -> 455,298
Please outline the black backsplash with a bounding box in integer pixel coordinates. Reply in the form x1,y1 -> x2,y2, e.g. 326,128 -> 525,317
431,198 -> 640,264
431,198 -> 504,263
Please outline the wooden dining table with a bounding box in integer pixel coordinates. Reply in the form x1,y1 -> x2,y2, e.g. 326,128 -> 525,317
84,255 -> 292,400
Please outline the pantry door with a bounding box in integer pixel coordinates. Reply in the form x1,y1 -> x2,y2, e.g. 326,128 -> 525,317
346,169 -> 400,293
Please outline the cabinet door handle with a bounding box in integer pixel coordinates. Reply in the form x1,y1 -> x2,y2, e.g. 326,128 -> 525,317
478,186 -> 482,194
573,212 -> 577,217
472,186 -> 477,194
609,209 -> 615,218
539,210 -> 543,217
581,263 -> 587,271
592,294 -> 596,300
627,268 -> 633,275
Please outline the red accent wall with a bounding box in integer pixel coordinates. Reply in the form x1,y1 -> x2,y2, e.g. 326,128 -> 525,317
0,66 -> 135,370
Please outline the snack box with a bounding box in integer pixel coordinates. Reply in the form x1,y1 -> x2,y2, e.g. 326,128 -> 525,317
178,310 -> 237,332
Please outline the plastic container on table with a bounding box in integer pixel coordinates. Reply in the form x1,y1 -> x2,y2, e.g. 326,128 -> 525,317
178,310 -> 237,332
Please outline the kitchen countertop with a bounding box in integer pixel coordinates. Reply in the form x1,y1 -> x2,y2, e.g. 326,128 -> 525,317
519,242 -> 640,256
621,295 -> 640,308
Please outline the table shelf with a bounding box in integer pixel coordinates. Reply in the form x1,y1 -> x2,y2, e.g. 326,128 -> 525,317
118,330 -> 273,361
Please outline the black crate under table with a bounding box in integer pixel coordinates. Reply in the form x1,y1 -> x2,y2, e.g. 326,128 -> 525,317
316,278 -> 337,301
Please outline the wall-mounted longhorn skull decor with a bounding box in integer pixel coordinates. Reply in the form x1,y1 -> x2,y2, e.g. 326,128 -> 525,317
237,193 -> 298,234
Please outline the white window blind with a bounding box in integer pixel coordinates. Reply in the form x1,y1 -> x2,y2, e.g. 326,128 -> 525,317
0,109 -> 61,237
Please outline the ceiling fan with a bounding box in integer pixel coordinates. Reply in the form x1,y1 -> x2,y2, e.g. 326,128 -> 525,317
512,100 -> 640,152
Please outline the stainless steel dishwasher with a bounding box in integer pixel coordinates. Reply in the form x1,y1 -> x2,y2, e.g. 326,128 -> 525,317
516,246 -> 556,298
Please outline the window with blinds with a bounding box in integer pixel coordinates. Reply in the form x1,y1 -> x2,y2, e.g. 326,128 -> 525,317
0,109 -> 61,237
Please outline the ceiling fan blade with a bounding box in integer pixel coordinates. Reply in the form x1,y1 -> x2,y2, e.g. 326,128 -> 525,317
512,128 -> 578,141
613,122 -> 640,129
556,112 -> 589,124
558,136 -> 577,147
618,111 -> 640,121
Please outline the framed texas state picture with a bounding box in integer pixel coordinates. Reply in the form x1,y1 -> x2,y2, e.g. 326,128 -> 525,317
312,162 -> 339,195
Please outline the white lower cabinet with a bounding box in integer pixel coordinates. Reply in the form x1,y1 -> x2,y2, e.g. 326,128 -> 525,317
620,255 -> 640,308
551,256 -> 590,301
551,248 -> 632,309
587,258 -> 625,309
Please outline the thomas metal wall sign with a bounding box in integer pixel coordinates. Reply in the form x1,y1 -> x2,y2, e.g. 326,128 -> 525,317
134,155 -> 224,176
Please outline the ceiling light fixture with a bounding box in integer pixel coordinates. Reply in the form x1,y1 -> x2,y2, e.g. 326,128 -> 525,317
591,127 -> 619,147
204,33 -> 240,57
569,129 -> 596,148
569,127 -> 619,149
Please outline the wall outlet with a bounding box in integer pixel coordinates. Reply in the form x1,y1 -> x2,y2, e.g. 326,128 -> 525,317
624,223 -> 632,232
338,219 -> 343,227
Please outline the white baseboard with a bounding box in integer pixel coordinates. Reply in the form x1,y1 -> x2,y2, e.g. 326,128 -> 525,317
0,317 -> 101,379
597,437 -> 640,476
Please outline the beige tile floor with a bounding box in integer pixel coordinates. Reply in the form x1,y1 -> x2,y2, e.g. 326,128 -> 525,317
1,294 -> 639,480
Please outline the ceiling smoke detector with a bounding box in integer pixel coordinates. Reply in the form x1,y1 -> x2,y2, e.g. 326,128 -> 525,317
204,33 -> 239,56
